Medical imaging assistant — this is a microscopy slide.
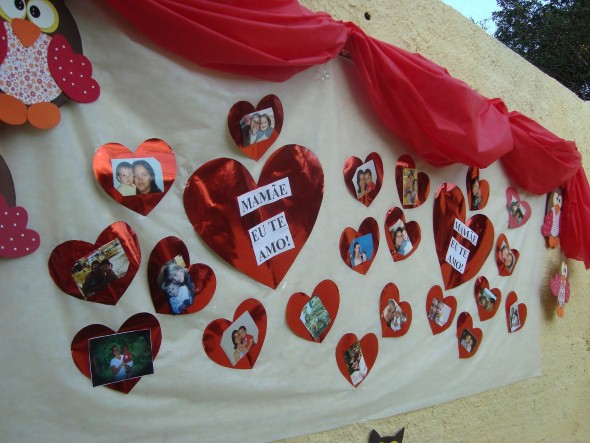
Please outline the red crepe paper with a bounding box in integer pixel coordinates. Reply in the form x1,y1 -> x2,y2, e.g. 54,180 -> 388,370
339,217 -> 379,275
379,283 -> 412,338
335,333 -> 378,388
456,312 -> 482,358
384,207 -> 421,262
343,152 -> 383,207
505,292 -> 527,333
473,276 -> 502,321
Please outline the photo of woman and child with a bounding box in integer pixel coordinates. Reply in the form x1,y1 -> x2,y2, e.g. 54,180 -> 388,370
112,158 -> 164,196
220,311 -> 259,366
388,220 -> 413,256
470,176 -> 482,210
477,287 -> 497,313
349,234 -> 374,268
353,160 -> 377,205
402,168 -> 418,206
509,304 -> 521,332
508,198 -> 526,224
382,299 -> 408,332
460,329 -> 477,353
427,297 -> 451,327
498,243 -> 517,275
157,257 -> 196,315
239,108 -> 275,147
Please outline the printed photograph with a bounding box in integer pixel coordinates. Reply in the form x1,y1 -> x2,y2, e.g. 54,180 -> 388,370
156,255 -> 195,315
459,328 -> 477,353
508,197 -> 526,224
402,168 -> 418,206
111,157 -> 165,196
509,303 -> 521,332
427,297 -> 452,327
300,295 -> 332,341
477,287 -> 497,312
352,160 -> 377,202
240,107 -> 275,147
344,341 -> 368,387
469,175 -> 482,210
221,311 -> 259,366
388,219 -> 413,256
382,299 -> 408,332
349,233 -> 374,268
498,242 -> 516,273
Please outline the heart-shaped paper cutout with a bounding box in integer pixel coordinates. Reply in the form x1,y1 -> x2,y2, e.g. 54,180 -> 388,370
93,139 -> 177,216
228,94 -> 283,160
384,207 -> 421,261
339,217 -> 379,275
286,279 -> 339,343
343,152 -> 384,207
433,183 -> 495,290
505,291 -> 527,333
0,154 -> 16,206
202,298 -> 267,369
466,167 -> 489,211
184,145 -> 323,289
70,313 -> 161,394
496,234 -> 519,276
335,333 -> 378,388
396,155 -> 430,209
425,285 -> 457,335
147,236 -> 216,315
0,194 -> 40,258
48,221 -> 141,305
506,187 -> 532,228
473,276 -> 502,321
456,312 -> 482,358
380,283 -> 412,337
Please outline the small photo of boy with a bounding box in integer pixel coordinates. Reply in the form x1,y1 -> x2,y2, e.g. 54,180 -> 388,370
300,295 -> 332,341
220,311 -> 259,366
113,161 -> 136,196
402,168 -> 418,206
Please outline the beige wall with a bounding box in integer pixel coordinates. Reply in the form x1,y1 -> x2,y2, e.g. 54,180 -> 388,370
281,1 -> 590,441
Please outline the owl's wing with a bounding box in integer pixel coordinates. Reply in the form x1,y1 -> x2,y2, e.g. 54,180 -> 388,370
549,275 -> 560,297
0,21 -> 7,66
564,283 -> 570,303
47,34 -> 100,103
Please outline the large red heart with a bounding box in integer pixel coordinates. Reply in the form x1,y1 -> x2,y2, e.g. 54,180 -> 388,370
147,236 -> 216,315
227,94 -> 283,160
395,155 -> 430,209
496,234 -> 519,276
473,276 -> 502,321
335,333 -> 378,388
505,291 -> 527,333
343,152 -> 384,207
466,167 -> 490,211
0,154 -> 15,206
339,217 -> 379,275
93,139 -> 177,216
0,194 -> 40,258
48,222 -> 141,305
202,298 -> 267,369
425,285 -> 457,335
384,207 -> 421,261
433,183 -> 495,290
183,145 -> 323,289
70,313 -> 161,394
506,187 -> 532,228
285,279 -> 339,343
379,283 -> 412,338
456,312 -> 482,358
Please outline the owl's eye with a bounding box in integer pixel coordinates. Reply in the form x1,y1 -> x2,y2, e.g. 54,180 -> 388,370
554,194 -> 563,207
0,0 -> 28,21
26,0 -> 58,32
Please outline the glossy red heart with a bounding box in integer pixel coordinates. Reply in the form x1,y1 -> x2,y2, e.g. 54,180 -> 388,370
343,152 -> 383,207
473,276 -> 501,321
466,166 -> 489,211
285,279 -> 339,343
227,94 -> 283,160
433,183 -> 495,290
147,236 -> 216,315
70,313 -> 162,394
395,155 -> 430,209
184,145 -> 323,289
0,194 -> 40,258
335,333 -> 378,388
339,217 -> 379,275
379,283 -> 412,338
384,207 -> 421,261
202,298 -> 267,369
456,312 -> 482,358
505,291 -> 527,333
93,139 -> 177,216
496,234 -> 519,276
425,285 -> 457,335
0,154 -> 15,206
506,187 -> 532,228
48,221 -> 141,305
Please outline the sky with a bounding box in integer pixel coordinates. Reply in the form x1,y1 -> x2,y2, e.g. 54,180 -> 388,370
440,0 -> 499,34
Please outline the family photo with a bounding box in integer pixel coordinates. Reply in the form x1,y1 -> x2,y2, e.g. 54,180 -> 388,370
352,160 -> 377,205
344,341 -> 368,387
388,219 -> 413,256
239,107 -> 275,147
427,297 -> 452,327
382,299 -> 408,332
509,303 -> 521,332
349,233 -> 374,268
459,328 -> 477,353
508,198 -> 526,224
220,311 -> 259,366
300,295 -> 332,341
477,287 -> 497,312
470,175 -> 482,210
111,157 -> 165,196
156,255 -> 196,315
402,168 -> 418,206
498,242 -> 516,274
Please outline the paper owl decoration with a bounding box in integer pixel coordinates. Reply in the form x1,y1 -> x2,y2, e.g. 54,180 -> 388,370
550,261 -> 570,318
542,187 -> 562,248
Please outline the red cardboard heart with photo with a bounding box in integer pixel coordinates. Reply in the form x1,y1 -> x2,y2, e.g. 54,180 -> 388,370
379,283 -> 412,338
343,152 -> 384,207
384,207 -> 421,261
48,221 -> 141,305
473,276 -> 501,321
339,217 -> 380,275
425,285 -> 457,335
456,312 -> 482,358
506,187 -> 532,228
70,313 -> 162,394
93,139 -> 177,216
335,333 -> 378,388
147,236 -> 216,315
466,167 -> 489,211
286,279 -> 339,343
496,234 -> 519,276
396,155 -> 430,208
505,291 -> 527,333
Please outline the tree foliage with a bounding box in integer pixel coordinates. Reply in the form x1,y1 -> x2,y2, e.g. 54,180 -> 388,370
492,0 -> 590,100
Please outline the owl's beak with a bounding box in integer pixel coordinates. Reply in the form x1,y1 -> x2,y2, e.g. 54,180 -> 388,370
11,18 -> 41,48
554,203 -> 560,212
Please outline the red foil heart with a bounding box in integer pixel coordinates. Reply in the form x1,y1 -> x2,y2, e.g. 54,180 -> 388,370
505,187 -> 532,228
343,152 -> 384,207
496,233 -> 519,276
425,285 -> 457,335
285,279 -> 339,343
48,221 -> 141,305
466,167 -> 489,211
335,333 -> 378,388
147,236 -> 216,315
0,154 -> 16,206
505,291 -> 527,333
183,145 -> 323,289
473,276 -> 502,321
379,283 -> 412,338
339,217 -> 380,275
395,155 -> 430,209
227,94 -> 283,160
433,183 -> 495,290
384,207 -> 421,261
456,312 -> 482,358
93,139 -> 177,216
70,313 -> 161,394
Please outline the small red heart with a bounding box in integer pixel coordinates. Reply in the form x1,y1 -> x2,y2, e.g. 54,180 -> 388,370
285,280 -> 339,343
93,139 -> 177,216
48,221 -> 141,305
379,283 -> 412,337
202,299 -> 267,369
335,333 -> 378,388
343,152 -> 384,207
70,313 -> 162,394
147,236 -> 216,315
496,234 -> 519,276
505,291 -> 527,333
425,286 -> 457,335
339,217 -> 380,275
227,94 -> 283,160
396,155 -> 430,209
473,276 -> 502,321
466,167 -> 490,211
0,154 -> 16,206
506,187 -> 532,228
456,312 -> 483,358
0,194 -> 40,258
384,207 -> 421,261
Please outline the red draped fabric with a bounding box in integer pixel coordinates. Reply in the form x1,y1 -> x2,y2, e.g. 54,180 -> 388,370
106,0 -> 590,268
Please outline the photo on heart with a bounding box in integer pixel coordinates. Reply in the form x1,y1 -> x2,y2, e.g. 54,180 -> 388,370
88,329 -> 154,388
477,287 -> 497,313
299,295 -> 332,341
70,238 -> 129,299
508,302 -> 522,332
459,328 -> 478,354
468,171 -> 482,210
497,241 -> 516,275
221,311 -> 260,366
382,299 -> 408,332
507,197 -> 526,226
427,297 -> 452,327
349,233 -> 374,268
343,341 -> 368,387
240,107 -> 275,147
402,168 -> 418,206
387,219 -> 413,256
111,158 -> 164,196
352,159 -> 378,204
156,255 -> 195,315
